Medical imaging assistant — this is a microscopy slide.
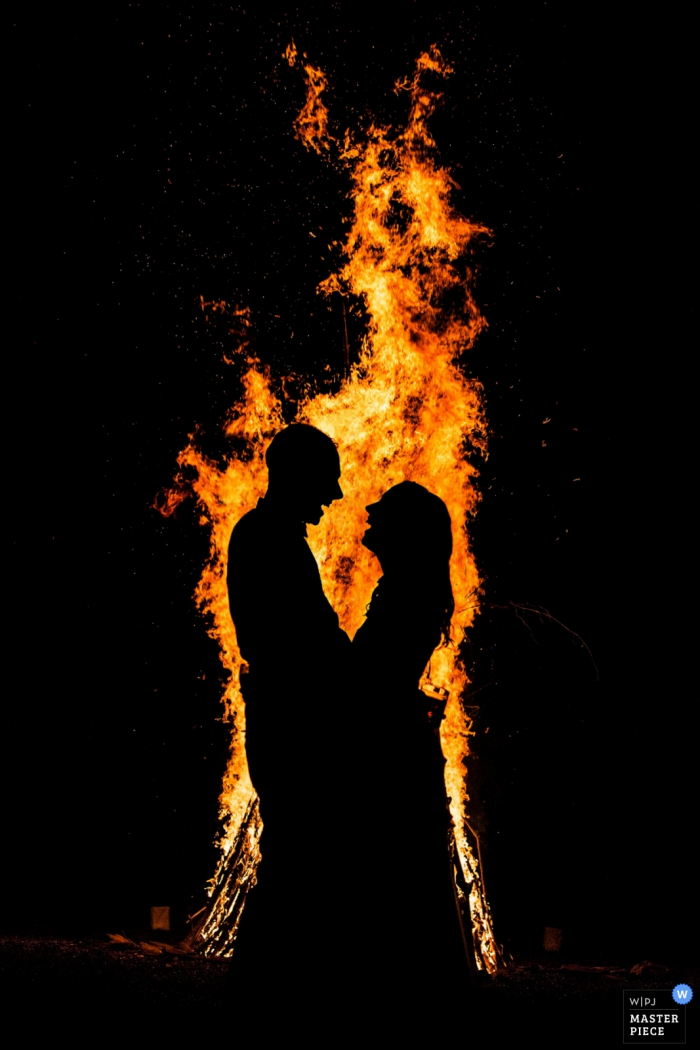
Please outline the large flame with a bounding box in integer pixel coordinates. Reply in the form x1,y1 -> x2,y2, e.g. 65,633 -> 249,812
168,46 -> 500,973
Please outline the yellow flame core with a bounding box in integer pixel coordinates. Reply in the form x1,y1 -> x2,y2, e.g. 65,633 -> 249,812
175,47 -> 500,972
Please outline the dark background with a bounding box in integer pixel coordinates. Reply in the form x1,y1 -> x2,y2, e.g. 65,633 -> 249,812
6,2 -> 693,968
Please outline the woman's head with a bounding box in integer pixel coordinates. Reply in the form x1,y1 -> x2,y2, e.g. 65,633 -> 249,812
362,481 -> 454,642
363,481 -> 453,567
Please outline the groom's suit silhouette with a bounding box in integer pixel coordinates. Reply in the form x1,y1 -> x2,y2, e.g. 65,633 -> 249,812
226,424 -> 350,981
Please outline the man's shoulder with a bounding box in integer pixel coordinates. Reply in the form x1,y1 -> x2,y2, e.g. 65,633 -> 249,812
230,504 -> 261,537
229,504 -> 266,555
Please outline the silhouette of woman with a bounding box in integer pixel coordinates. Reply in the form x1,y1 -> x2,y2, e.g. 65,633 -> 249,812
350,481 -> 470,1019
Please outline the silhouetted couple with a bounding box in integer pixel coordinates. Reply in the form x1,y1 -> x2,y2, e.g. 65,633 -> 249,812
227,423 -> 469,1027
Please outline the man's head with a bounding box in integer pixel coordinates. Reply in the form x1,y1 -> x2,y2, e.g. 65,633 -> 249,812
265,424 -> 342,524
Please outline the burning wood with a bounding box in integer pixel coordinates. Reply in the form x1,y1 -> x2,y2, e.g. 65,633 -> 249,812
182,795 -> 261,957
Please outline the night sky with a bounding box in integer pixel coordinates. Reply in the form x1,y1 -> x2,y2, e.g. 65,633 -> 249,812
6,3 -> 693,967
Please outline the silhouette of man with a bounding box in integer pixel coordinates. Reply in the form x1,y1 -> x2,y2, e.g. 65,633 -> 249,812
226,423 -> 350,986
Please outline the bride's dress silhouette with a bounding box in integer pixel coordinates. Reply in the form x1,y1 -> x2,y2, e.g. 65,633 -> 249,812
350,481 -> 470,1014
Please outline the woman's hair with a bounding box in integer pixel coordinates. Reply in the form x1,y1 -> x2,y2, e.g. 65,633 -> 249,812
372,480 -> 455,645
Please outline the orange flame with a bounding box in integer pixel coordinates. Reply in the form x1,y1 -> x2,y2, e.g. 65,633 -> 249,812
284,39 -> 333,153
166,47 -> 500,972
152,483 -> 190,518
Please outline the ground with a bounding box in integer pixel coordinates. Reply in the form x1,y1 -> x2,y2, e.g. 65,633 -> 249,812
2,932 -> 694,1044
